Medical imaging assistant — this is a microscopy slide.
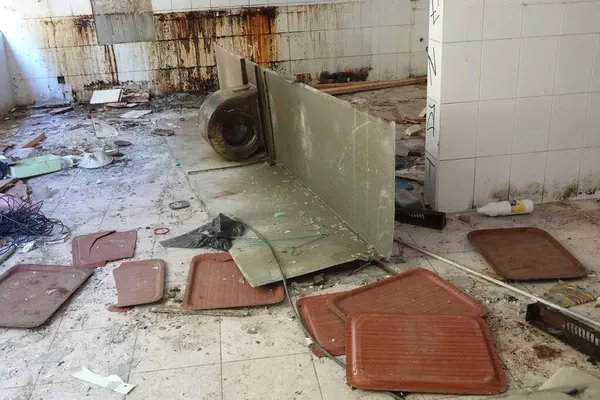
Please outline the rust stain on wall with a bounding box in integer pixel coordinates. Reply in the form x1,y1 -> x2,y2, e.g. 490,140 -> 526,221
148,7 -> 280,94
31,4 -> 369,100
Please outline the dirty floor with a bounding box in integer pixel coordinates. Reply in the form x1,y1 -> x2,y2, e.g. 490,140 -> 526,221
0,90 -> 599,400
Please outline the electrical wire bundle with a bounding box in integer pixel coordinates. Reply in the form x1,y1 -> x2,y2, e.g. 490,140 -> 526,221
0,194 -> 70,254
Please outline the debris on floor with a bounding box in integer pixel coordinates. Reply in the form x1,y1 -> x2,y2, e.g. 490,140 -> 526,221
79,147 -> 113,169
477,199 -> 535,217
544,281 -> 595,308
71,365 -> 135,395
1,83 -> 600,399
151,127 -> 174,136
168,200 -> 190,210
160,213 -> 244,251
72,230 -> 137,268
90,89 -> 122,104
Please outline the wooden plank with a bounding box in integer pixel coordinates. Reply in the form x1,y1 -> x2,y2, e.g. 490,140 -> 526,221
312,80 -> 386,89
321,77 -> 427,96
149,306 -> 250,317
0,179 -> 17,193
7,133 -> 46,157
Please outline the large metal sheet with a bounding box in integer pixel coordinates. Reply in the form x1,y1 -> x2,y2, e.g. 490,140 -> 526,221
187,163 -> 371,287
214,45 -> 244,89
265,71 -> 395,256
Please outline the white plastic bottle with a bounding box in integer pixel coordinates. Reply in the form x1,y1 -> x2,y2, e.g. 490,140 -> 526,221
476,199 -> 534,217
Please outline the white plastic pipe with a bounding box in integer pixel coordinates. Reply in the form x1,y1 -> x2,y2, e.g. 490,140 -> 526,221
397,239 -> 600,330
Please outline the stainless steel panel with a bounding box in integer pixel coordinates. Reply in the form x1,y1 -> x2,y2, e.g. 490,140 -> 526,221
265,71 -> 395,256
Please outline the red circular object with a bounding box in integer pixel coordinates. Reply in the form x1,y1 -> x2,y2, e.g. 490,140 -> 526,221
153,227 -> 170,235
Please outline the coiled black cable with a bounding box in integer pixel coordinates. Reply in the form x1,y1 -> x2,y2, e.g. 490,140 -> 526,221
0,194 -> 70,254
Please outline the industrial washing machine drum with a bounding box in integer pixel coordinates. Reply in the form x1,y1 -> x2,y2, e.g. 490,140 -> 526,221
198,86 -> 262,161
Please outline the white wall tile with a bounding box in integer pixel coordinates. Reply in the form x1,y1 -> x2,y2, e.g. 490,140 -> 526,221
477,99 -> 516,157
340,29 -> 362,57
424,154 -> 438,209
361,28 -> 379,56
153,0 -> 173,11
412,9 -> 429,54
554,34 -> 596,95
411,52 -> 428,76
437,158 -> 476,212
378,0 -> 412,27
522,4 -> 561,38
592,34 -> 600,92
397,53 -> 411,78
428,0 -> 444,42
584,92 -> 600,148
427,39 -> 442,102
378,26 -> 410,54
544,149 -> 582,202
443,0 -> 484,43
480,39 -> 520,100
561,2 -> 600,35
360,0 -> 378,28
578,147 -> 600,199
439,101 -> 478,160
425,97 -> 441,160
70,0 -> 92,15
378,54 -> 398,79
8,0 -> 53,19
287,6 -> 309,32
510,152 -> 546,203
548,93 -> 588,151
49,0 -> 73,16
474,155 -> 511,206
513,96 -> 552,154
517,37 -> 558,98
440,42 -> 481,103
338,2 -> 361,30
191,0 -> 211,8
483,5 -> 523,40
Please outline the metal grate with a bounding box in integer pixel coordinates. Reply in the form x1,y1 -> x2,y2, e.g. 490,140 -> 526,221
526,302 -> 600,361
395,207 -> 447,230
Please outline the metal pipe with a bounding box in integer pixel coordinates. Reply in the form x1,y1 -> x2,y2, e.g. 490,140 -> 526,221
397,239 -> 600,330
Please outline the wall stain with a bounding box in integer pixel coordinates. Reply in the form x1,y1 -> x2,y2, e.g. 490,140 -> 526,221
318,67 -> 372,84
32,4 -> 372,99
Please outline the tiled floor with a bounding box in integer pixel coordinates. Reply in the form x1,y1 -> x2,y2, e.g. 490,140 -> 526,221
0,102 -> 599,400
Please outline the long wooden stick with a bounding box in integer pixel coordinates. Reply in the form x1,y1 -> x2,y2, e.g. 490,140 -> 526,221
321,77 -> 427,96
150,306 -> 250,317
313,80 -> 387,89
397,239 -> 600,330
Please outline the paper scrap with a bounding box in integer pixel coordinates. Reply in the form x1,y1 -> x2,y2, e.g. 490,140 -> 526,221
120,110 -> 152,119
90,89 -> 122,105
94,121 -> 119,138
71,365 -> 135,395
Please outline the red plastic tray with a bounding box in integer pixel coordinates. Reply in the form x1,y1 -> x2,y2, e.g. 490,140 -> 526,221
297,293 -> 345,357
183,253 -> 284,309
346,313 -> 506,394
327,268 -> 486,319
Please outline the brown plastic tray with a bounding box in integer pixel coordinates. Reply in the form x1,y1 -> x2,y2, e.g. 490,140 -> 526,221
346,313 -> 506,394
468,227 -> 586,281
327,268 -> 486,320
113,259 -> 165,307
72,230 -> 137,268
297,293 -> 346,357
0,264 -> 93,328
183,253 -> 285,309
